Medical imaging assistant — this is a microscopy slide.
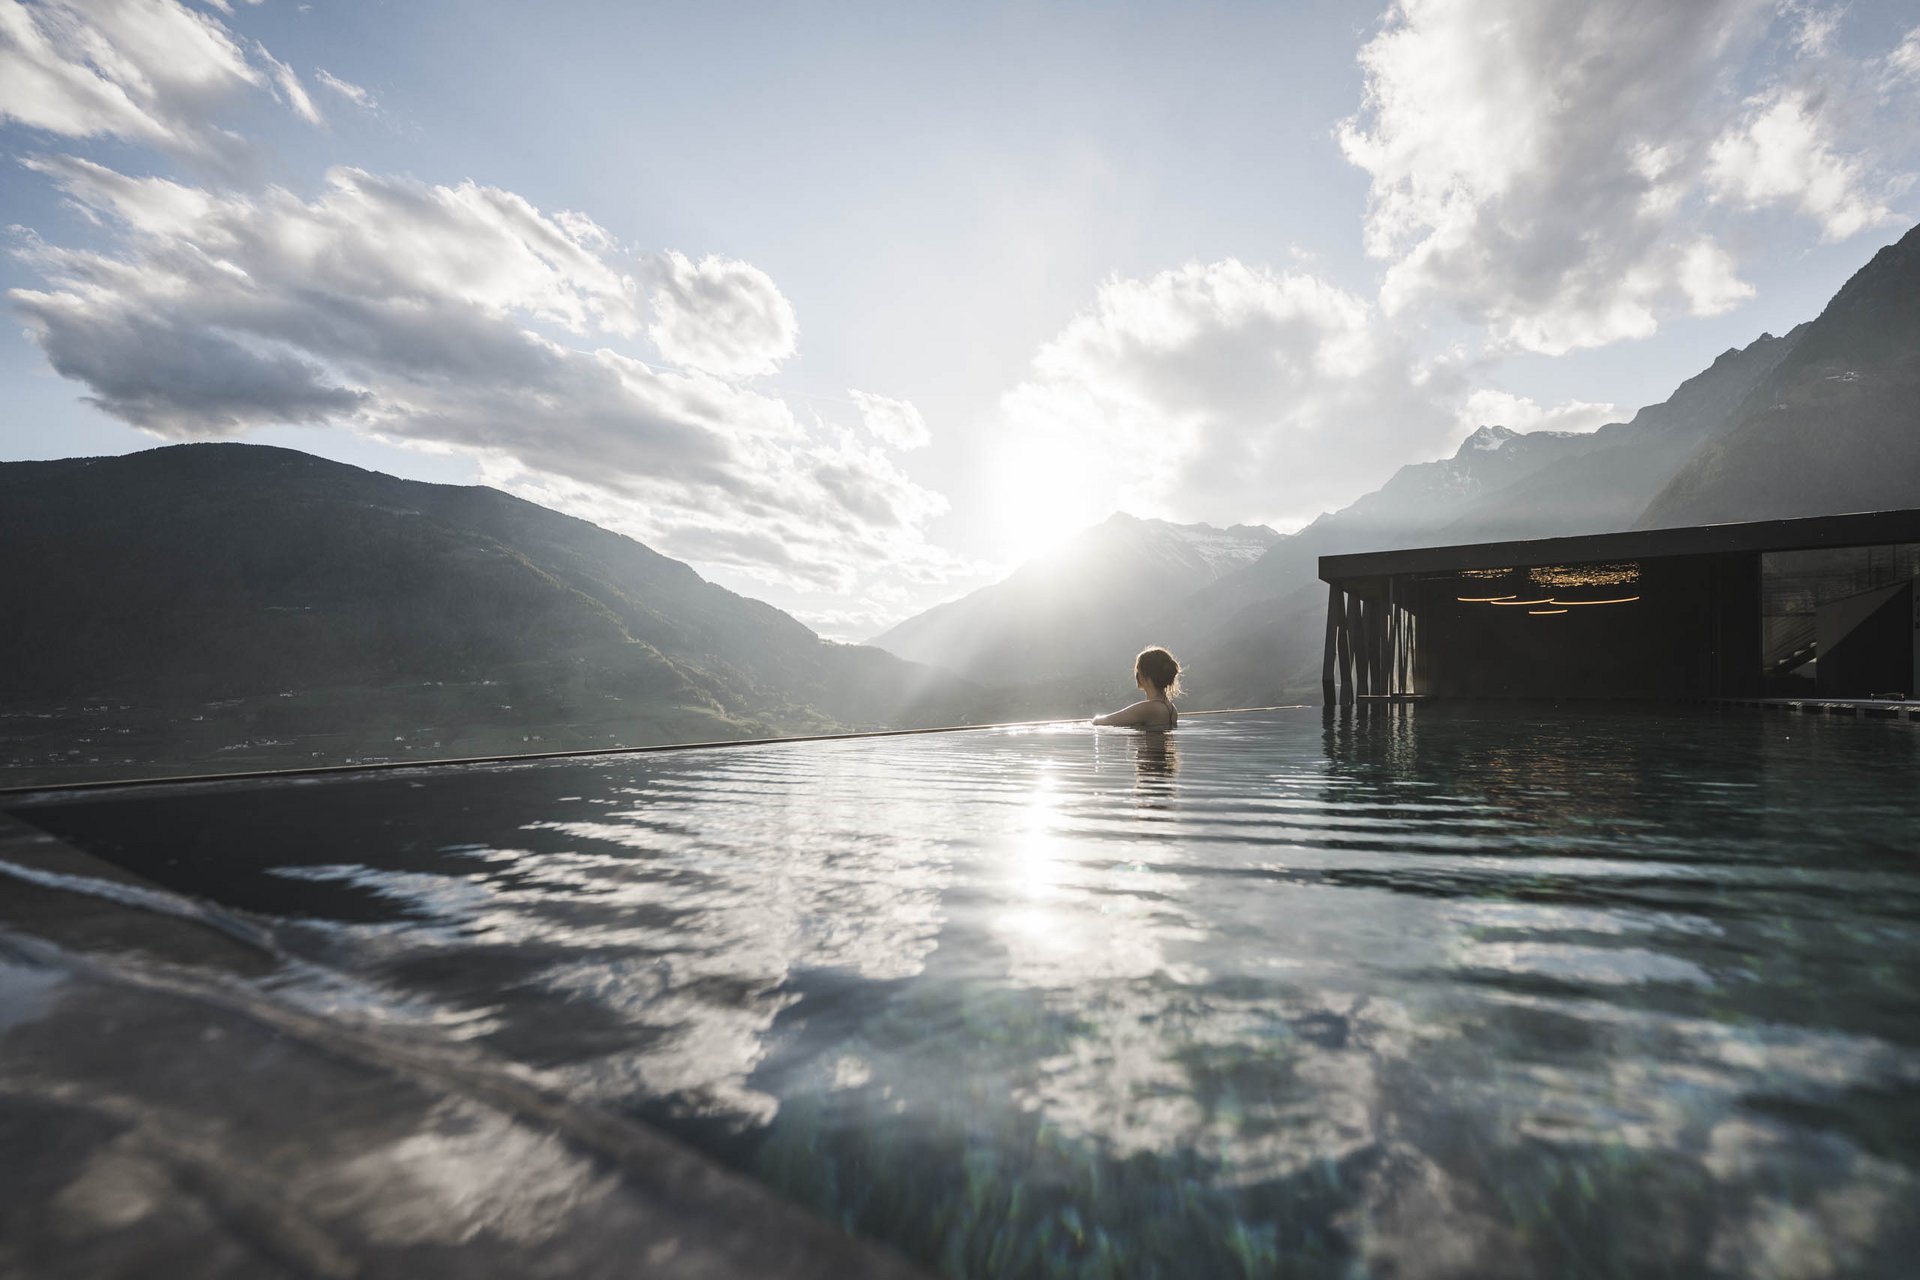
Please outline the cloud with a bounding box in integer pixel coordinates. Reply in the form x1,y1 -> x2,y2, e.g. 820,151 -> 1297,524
23,155 -> 647,334
1456,389 -> 1619,436
848,390 -> 930,450
1708,89 -> 1899,241
8,155 -> 953,601
644,251 -> 798,379
994,259 -> 1465,532
1338,0 -> 1914,354
0,0 -> 313,167
257,44 -> 321,126
16,282 -> 368,432
1890,27 -> 1920,84
314,68 -> 374,110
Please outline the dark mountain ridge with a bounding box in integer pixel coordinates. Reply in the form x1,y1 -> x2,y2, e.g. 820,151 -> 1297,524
1428,326 -> 1806,545
1,444 -> 966,779
1641,224 -> 1920,526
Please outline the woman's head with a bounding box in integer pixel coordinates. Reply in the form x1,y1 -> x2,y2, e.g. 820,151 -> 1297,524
1134,646 -> 1180,697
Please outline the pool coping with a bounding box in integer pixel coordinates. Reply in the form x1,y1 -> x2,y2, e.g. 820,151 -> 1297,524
0,706 -> 1305,801
1708,696 -> 1920,720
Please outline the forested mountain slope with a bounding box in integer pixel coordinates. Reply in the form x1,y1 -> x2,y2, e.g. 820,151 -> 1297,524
1,444 -> 965,779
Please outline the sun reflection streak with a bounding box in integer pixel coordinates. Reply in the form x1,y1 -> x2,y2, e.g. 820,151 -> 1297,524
1005,765 -> 1065,895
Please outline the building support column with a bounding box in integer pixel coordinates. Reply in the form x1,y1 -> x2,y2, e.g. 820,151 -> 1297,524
1346,592 -> 1365,700
1386,583 -> 1400,697
1371,595 -> 1389,695
1337,590 -> 1356,705
1322,583 -> 1340,706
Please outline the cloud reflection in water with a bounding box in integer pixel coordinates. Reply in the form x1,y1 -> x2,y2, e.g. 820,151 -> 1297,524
28,706 -> 1920,1279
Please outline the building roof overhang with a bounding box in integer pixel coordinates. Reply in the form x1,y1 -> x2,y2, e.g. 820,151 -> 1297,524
1318,508 -> 1920,584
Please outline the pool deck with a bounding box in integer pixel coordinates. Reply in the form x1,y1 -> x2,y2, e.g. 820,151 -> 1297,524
1711,696 -> 1920,720
1347,693 -> 1920,720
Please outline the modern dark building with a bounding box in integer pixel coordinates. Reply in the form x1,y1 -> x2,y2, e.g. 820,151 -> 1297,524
1318,509 -> 1920,704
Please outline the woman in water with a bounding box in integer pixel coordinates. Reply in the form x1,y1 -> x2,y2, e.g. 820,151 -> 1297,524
1093,646 -> 1180,729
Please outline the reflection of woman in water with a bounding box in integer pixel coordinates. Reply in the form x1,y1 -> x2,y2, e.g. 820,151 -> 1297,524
1133,731 -> 1178,780
1093,646 -> 1180,729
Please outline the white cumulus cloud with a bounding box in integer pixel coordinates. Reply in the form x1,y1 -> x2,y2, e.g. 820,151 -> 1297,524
994,259 -> 1464,532
7,155 -> 952,601
0,0 -> 316,168
1456,389 -> 1619,436
1338,0 -> 1914,354
644,251 -> 798,379
849,390 -> 930,450
1707,89 -> 1898,241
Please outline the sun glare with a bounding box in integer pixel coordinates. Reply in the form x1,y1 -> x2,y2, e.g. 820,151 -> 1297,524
977,436 -> 1113,561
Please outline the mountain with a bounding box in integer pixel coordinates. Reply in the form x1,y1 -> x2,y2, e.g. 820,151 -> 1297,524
1640,222 -> 1920,526
878,224 -> 1916,713
868,514 -> 1279,693
1430,328 -> 1804,545
1176,228 -> 1915,706
0,444 -> 966,781
10,228 -> 1912,778
1191,321 -> 1802,612
1155,322 -> 1809,705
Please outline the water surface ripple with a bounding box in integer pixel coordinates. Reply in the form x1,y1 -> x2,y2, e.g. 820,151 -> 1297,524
12,705 -> 1920,1278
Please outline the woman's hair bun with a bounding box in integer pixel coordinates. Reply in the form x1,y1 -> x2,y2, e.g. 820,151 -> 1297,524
1135,646 -> 1180,695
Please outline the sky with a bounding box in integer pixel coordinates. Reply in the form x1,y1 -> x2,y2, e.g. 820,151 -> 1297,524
3,0 -> 1918,638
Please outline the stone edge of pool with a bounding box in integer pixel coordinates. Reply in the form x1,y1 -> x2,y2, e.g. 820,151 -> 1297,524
0,705 -> 1307,802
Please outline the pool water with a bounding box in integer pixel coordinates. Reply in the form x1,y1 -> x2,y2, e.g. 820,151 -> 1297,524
8,705 -> 1920,1277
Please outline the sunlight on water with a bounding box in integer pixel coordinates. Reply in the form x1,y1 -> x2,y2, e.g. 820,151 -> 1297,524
8,705 -> 1920,1278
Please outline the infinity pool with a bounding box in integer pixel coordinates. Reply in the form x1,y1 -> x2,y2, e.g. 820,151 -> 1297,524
6,706 -> 1920,1277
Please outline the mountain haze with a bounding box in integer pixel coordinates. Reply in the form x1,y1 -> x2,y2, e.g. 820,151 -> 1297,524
876,224 -> 1919,711
8,228 -> 1914,779
1155,319 -> 1814,705
869,514 -> 1279,686
1,444 -> 967,780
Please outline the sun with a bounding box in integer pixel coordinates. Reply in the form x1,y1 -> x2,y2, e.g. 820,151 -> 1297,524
975,433 -> 1115,563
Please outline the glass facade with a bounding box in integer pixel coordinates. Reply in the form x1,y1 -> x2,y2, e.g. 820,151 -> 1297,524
1327,523 -> 1920,703
1760,543 -> 1920,688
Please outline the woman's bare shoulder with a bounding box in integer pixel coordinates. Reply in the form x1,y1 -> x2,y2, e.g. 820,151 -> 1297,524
1096,699 -> 1175,729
